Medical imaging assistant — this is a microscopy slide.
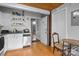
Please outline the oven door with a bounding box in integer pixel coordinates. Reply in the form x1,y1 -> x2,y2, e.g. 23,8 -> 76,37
0,37 -> 4,55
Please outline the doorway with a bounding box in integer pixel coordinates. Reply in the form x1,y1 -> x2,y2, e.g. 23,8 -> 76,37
31,18 -> 37,42
31,16 -> 49,45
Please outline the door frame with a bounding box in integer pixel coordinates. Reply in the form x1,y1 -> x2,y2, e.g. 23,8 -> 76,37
31,18 -> 38,42
48,12 -> 51,46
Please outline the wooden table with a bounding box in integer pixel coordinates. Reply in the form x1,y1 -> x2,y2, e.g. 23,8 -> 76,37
63,39 -> 79,56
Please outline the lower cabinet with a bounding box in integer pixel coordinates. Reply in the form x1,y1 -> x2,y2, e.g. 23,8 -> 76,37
4,34 -> 23,51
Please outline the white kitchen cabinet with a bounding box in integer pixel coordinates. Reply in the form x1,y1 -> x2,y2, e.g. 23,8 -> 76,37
4,34 -> 23,50
14,34 -> 23,49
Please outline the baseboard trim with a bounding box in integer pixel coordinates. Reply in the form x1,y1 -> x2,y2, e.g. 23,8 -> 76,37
32,39 -> 40,42
23,45 -> 30,48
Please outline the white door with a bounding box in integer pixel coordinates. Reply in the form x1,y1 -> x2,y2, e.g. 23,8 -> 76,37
40,16 -> 48,45
36,19 -> 41,40
51,8 -> 67,47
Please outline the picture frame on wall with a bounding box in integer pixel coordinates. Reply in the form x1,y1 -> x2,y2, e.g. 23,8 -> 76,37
71,9 -> 79,26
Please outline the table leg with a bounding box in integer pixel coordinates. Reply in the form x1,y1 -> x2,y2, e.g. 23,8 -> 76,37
68,44 -> 71,56
62,41 -> 65,56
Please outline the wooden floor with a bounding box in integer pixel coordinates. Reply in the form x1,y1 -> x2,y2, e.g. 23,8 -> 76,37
5,42 -> 62,56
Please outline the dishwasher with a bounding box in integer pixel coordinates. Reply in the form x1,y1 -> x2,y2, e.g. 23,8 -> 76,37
23,34 -> 31,47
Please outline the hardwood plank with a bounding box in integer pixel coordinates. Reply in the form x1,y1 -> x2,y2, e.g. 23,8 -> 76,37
5,42 -> 62,56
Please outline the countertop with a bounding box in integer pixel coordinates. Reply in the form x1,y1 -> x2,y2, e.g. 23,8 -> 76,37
2,32 -> 31,36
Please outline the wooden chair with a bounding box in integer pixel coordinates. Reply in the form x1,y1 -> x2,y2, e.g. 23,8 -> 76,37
52,32 -> 69,55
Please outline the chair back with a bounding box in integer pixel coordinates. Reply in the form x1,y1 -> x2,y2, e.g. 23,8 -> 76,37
52,32 -> 60,45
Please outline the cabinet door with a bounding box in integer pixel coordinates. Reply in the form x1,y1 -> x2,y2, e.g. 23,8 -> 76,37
14,34 -> 23,49
7,34 -> 23,50
7,34 -> 16,50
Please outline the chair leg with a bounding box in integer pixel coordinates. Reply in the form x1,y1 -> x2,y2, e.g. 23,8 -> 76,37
57,48 -> 59,51
68,44 -> 71,56
62,53 -> 64,56
53,46 -> 55,54
61,50 -> 64,56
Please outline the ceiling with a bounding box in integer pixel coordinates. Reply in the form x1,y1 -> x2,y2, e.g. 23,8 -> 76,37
20,3 -> 63,11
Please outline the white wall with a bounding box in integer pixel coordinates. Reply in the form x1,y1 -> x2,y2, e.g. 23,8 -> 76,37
51,5 -> 67,47
0,6 -> 49,46
67,3 -> 79,39
0,12 -> 3,33
52,5 -> 67,39
51,3 -> 79,41
0,6 -> 41,32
